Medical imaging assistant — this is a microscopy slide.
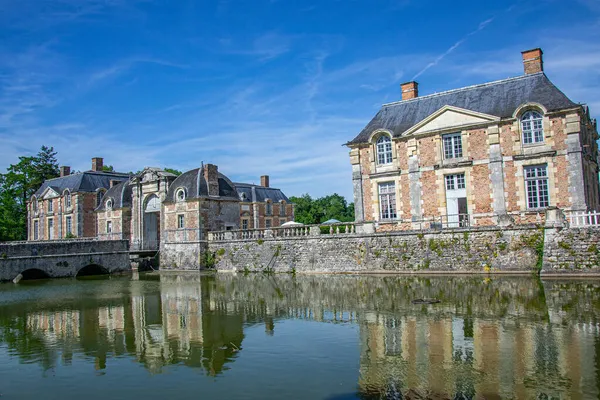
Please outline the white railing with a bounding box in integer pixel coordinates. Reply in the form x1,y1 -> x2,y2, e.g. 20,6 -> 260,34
208,222 -> 358,242
567,210 -> 600,227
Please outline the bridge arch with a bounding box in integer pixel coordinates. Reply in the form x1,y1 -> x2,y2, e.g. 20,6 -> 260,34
76,264 -> 110,277
19,268 -> 51,281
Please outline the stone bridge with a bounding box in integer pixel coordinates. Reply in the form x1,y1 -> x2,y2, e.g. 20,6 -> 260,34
0,239 -> 131,282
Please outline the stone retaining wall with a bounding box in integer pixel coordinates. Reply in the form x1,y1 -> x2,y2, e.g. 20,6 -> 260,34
543,227 -> 600,273
208,226 -> 545,273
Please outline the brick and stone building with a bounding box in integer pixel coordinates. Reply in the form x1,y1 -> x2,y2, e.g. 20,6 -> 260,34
93,164 -> 293,258
347,48 -> 600,230
235,175 -> 294,229
27,157 -> 130,240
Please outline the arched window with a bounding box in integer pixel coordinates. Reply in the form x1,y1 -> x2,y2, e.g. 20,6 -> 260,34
176,188 -> 186,202
106,198 -> 113,210
376,135 -> 393,165
96,190 -> 105,207
64,190 -> 71,209
521,111 -> 544,144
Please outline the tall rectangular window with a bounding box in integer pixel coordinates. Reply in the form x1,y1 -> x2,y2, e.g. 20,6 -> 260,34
265,219 -> 272,228
48,218 -> 54,240
177,215 -> 185,229
266,202 -> 272,216
33,220 -> 39,240
65,194 -> 71,209
66,216 -> 72,235
242,219 -> 249,230
280,203 -> 286,216
106,221 -> 112,233
525,165 -> 549,209
379,182 -> 397,220
48,200 -> 53,213
443,133 -> 463,159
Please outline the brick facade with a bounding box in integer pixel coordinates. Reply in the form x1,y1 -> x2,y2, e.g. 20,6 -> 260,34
348,49 -> 600,232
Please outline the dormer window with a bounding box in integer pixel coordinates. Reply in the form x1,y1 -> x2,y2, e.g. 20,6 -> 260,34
443,133 -> 463,159
521,111 -> 544,144
376,135 -> 393,165
96,190 -> 105,207
64,190 -> 71,209
106,199 -> 113,210
266,200 -> 272,216
176,188 -> 186,202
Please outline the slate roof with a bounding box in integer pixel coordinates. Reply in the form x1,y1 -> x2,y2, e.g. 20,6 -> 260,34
95,181 -> 133,211
164,168 -> 239,203
347,72 -> 579,145
34,171 -> 131,198
234,183 -> 291,203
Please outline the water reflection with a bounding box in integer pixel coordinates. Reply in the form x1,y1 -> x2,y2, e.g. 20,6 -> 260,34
0,274 -> 599,399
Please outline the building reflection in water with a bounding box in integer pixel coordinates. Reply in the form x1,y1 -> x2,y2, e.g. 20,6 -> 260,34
2,275 -> 600,398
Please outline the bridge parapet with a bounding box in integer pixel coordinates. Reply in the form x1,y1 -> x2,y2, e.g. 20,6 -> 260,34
0,240 -> 130,282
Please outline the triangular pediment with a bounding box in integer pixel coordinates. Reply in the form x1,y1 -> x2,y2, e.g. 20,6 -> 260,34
41,186 -> 60,199
404,106 -> 500,136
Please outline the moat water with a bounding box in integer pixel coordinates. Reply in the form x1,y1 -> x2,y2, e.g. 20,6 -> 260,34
1,273 -> 600,399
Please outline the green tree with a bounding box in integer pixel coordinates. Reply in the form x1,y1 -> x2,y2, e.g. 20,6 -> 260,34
289,193 -> 355,225
0,146 -> 60,241
164,168 -> 182,176
102,165 -> 114,172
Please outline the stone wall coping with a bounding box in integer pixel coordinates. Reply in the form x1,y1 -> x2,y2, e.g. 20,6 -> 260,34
0,251 -> 130,261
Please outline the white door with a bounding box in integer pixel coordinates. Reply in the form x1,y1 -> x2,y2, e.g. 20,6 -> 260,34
445,174 -> 467,227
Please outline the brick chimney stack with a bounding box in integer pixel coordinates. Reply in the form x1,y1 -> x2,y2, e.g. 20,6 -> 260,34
204,164 -> 219,196
260,175 -> 270,188
60,166 -> 71,177
401,81 -> 419,100
91,157 -> 104,172
521,48 -> 543,74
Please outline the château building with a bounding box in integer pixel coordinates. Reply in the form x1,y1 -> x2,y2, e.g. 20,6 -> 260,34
27,158 -> 130,240
347,48 -> 600,230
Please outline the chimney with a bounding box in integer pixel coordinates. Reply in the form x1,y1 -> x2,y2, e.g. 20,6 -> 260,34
401,81 -> 419,100
204,164 -> 219,196
260,175 -> 270,188
521,48 -> 543,74
109,180 -> 119,188
91,157 -> 104,172
60,166 -> 70,177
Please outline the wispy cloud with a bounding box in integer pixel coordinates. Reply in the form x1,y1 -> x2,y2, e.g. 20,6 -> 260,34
413,16 -> 495,80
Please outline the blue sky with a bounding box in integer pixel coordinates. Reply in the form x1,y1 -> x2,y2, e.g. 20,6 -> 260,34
1,0 -> 599,200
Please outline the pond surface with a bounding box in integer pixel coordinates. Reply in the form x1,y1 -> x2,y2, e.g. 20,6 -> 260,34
1,273 -> 600,399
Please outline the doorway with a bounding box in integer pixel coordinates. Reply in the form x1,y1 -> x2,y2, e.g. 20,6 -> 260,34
445,173 -> 468,228
143,194 -> 161,250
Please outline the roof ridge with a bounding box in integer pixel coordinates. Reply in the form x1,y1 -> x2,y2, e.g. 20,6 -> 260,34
382,72 -> 545,107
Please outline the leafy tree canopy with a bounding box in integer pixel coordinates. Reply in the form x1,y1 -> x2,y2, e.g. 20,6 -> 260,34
0,146 -> 59,241
164,168 -> 182,176
289,193 -> 354,225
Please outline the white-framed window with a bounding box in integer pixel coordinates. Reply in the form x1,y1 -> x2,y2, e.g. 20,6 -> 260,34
445,174 -> 466,191
177,214 -> 185,229
33,220 -> 39,240
443,133 -> 463,159
48,218 -> 54,240
525,165 -> 549,209
96,190 -> 105,207
48,200 -> 53,213
376,135 -> 393,165
106,199 -> 113,210
176,188 -> 186,202
279,202 -> 286,216
106,221 -> 113,233
266,201 -> 272,216
66,216 -> 72,235
265,219 -> 272,228
64,191 -> 71,209
378,182 -> 397,220
242,219 -> 249,230
521,111 -> 544,144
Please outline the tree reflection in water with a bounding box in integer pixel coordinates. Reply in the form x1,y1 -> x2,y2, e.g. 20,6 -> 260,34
0,274 -> 599,399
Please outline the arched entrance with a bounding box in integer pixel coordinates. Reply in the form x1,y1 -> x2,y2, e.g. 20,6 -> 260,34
143,194 -> 161,250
